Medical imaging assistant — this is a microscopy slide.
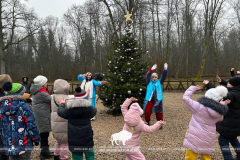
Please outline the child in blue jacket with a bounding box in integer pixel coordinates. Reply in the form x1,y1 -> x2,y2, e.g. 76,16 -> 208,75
143,63 -> 168,129
0,82 -> 40,160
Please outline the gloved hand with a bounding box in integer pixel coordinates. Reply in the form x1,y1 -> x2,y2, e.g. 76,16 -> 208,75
151,64 -> 157,70
164,63 -> 168,70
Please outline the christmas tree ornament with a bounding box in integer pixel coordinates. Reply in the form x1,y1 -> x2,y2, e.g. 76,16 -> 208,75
127,62 -> 130,65
127,83 -> 130,86
124,11 -> 132,22
114,72 -> 116,74
121,79 -> 123,81
106,99 -> 108,101
108,70 -> 111,72
128,90 -> 131,94
120,95 -> 122,97
113,94 -> 116,97
115,66 -> 118,69
139,92 -> 141,95
131,58 -> 133,60
109,61 -> 111,63
140,88 -> 142,91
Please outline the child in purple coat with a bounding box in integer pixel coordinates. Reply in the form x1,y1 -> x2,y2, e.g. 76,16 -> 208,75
183,85 -> 229,160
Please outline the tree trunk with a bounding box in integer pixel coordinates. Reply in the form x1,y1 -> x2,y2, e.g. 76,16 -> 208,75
195,40 -> 209,80
0,1 -> 5,74
156,0 -> 162,60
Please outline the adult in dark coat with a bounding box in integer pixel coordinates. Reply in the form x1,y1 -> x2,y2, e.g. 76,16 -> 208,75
21,76 -> 32,94
58,87 -> 97,160
203,76 -> 240,160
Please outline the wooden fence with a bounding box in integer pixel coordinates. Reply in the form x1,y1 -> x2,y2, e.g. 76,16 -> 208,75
46,79 -> 217,94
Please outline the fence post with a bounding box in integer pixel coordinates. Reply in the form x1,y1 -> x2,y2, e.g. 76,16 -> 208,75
72,83 -> 74,94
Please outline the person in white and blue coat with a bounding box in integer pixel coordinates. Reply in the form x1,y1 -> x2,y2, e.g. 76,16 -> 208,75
143,63 -> 168,129
78,72 -> 107,120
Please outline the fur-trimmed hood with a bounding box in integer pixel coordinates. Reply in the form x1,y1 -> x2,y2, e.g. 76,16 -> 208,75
198,97 -> 228,115
66,99 -> 91,109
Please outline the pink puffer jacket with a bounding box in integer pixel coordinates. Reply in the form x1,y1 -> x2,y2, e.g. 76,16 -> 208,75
183,86 -> 228,155
119,98 -> 161,154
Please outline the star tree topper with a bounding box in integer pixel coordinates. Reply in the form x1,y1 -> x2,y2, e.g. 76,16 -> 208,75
124,11 -> 132,22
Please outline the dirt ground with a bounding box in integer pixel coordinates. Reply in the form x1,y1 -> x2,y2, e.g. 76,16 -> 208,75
31,92 -> 237,160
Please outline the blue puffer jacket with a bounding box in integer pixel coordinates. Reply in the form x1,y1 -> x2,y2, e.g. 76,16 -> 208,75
0,95 -> 41,156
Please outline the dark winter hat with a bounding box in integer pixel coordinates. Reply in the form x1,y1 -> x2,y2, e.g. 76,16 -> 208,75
2,82 -> 26,95
0,74 -> 12,87
74,87 -> 88,99
228,76 -> 240,87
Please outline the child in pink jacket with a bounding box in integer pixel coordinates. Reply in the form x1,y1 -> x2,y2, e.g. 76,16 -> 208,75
119,97 -> 166,160
183,85 -> 229,160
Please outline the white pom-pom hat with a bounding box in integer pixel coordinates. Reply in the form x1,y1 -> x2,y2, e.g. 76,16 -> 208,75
205,86 -> 228,102
33,75 -> 48,86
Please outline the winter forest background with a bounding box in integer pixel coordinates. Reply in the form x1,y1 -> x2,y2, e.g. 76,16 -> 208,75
1,0 -> 240,82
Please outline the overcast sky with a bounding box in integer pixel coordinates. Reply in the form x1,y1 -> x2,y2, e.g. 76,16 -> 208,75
24,0 -> 87,19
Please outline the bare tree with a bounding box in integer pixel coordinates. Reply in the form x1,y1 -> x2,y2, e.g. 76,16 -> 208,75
195,0 -> 225,80
0,0 -> 40,74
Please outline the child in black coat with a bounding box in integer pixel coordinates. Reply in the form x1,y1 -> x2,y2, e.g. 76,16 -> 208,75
57,87 -> 96,160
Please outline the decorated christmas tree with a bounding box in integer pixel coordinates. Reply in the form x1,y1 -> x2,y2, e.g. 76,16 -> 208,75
98,12 -> 149,116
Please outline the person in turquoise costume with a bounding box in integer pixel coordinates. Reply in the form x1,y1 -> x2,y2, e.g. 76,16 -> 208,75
78,72 -> 107,120
143,63 -> 168,129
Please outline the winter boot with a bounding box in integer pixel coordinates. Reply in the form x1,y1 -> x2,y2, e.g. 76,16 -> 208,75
54,155 -> 61,160
159,126 -> 163,130
40,146 -> 54,160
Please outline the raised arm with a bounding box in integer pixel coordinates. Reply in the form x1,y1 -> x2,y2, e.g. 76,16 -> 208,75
78,74 -> 86,83
203,80 -> 215,90
146,68 -> 153,84
230,68 -> 235,77
121,98 -> 132,117
219,79 -> 228,86
183,86 -> 201,114
160,69 -> 168,84
216,75 -> 227,86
